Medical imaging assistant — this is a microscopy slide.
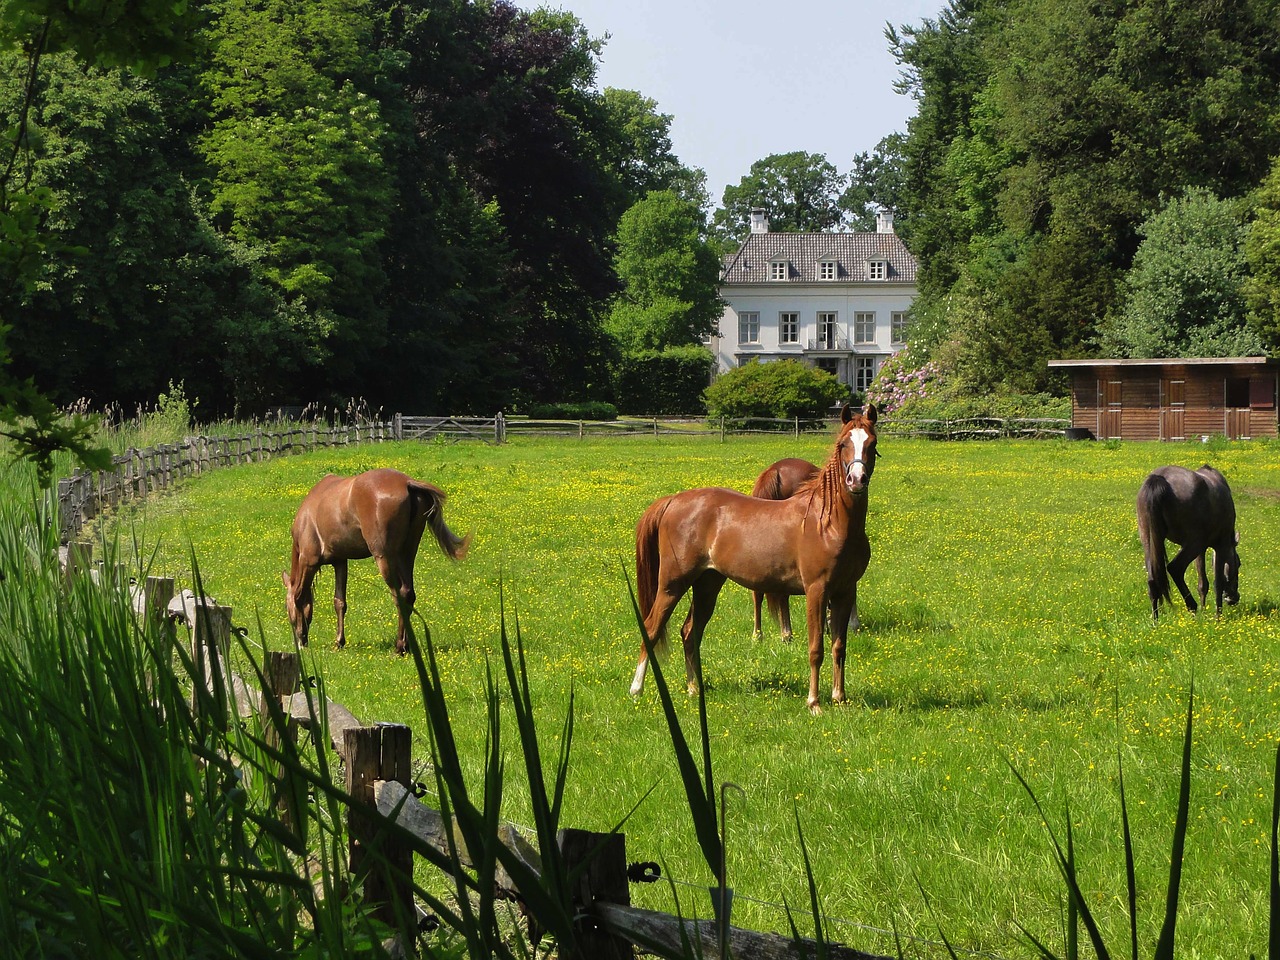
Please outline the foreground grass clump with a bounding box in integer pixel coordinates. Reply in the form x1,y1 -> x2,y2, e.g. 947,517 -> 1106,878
121,433 -> 1280,956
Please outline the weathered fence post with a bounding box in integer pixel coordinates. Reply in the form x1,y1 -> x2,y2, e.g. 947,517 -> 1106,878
342,724 -> 414,935
263,651 -> 301,825
142,576 -> 175,623
190,600 -> 233,726
557,828 -> 633,960
63,540 -> 92,585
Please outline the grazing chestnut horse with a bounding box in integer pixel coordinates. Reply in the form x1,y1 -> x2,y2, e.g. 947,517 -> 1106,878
282,468 -> 470,654
631,405 -> 877,713
1136,464 -> 1240,622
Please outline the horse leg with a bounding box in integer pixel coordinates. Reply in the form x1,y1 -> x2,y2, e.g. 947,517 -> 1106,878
751,590 -> 764,642
827,594 -> 856,705
376,555 -> 416,655
1194,552 -> 1210,614
803,586 -> 827,714
333,560 -> 348,649
681,573 -> 726,695
1165,547 -> 1198,613
776,594 -> 794,642
1212,549 -> 1225,616
631,586 -> 685,696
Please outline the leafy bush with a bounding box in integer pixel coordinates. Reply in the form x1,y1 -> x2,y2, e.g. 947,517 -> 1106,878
702,359 -> 847,419
891,391 -> 1070,421
865,355 -> 944,415
525,401 -> 619,421
612,346 -> 715,415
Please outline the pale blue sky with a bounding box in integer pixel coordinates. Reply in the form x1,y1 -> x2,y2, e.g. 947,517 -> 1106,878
520,0 -> 946,205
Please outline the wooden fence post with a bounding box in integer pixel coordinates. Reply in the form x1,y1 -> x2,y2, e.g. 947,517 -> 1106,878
63,540 -> 92,585
190,601 -> 233,725
342,724 -> 414,935
263,651 -> 301,826
557,828 -> 633,960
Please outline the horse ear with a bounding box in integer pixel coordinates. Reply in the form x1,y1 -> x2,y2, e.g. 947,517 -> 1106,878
865,403 -> 878,424
840,404 -> 853,424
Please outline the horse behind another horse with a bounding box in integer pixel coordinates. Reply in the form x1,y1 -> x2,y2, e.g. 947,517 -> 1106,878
282,468 -> 470,653
749,457 -> 866,642
1136,464 -> 1240,622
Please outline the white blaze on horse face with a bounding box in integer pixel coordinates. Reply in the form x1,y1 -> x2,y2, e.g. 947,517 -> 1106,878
845,427 -> 872,492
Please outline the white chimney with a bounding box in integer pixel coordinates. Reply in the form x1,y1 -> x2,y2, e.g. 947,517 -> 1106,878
749,208 -> 769,234
875,208 -> 895,233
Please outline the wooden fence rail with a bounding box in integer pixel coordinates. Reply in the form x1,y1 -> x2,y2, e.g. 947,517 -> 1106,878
53,412 -> 1070,544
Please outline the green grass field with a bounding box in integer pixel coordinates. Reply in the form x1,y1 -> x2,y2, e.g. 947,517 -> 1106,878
116,432 -> 1280,957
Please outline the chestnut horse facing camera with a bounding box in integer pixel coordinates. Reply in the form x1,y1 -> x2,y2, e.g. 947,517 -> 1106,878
282,468 -> 470,654
631,405 -> 877,713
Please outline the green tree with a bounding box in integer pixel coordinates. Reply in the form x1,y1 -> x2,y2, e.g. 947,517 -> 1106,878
598,87 -> 708,210
840,133 -> 909,233
198,0 -> 395,395
1244,155 -> 1280,352
1097,188 -> 1262,358
605,190 -> 722,353
711,151 -> 847,248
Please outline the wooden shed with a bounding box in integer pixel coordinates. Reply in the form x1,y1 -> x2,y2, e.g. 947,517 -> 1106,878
1047,357 -> 1279,441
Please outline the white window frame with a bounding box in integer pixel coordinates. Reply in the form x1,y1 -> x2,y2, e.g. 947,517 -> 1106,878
817,312 -> 839,348
855,357 -> 876,392
738,311 -> 760,344
769,260 -> 788,281
779,312 -> 799,344
891,311 -> 908,345
853,312 -> 876,344
818,260 -> 836,281
868,259 -> 887,281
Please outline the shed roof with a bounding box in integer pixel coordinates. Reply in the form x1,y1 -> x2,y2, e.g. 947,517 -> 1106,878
1048,357 -> 1275,368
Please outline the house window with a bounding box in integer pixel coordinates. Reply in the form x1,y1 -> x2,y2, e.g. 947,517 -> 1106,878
854,357 -> 876,392
853,312 -> 876,344
868,260 -> 887,280
779,312 -> 799,344
818,260 -> 837,281
891,311 -> 908,344
738,312 -> 759,344
770,260 -> 788,281
817,312 -> 839,349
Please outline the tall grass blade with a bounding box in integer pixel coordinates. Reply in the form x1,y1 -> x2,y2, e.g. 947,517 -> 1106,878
1007,760 -> 1113,960
1270,741 -> 1280,960
1117,750 -> 1137,960
1065,804 -> 1078,960
622,568 -> 722,879
1153,683 -> 1194,960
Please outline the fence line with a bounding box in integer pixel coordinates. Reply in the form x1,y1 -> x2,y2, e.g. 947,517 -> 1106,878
53,413 -> 1071,544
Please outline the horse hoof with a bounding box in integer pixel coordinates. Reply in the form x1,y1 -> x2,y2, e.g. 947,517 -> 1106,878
808,702 -> 823,716
780,633 -> 793,644
751,630 -> 763,643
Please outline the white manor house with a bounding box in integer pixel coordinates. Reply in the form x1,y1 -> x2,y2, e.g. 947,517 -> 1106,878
710,208 -> 918,394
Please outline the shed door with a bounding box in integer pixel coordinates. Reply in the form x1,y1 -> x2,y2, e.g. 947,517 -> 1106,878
1161,378 -> 1185,440
1099,379 -> 1123,439
1226,378 -> 1251,439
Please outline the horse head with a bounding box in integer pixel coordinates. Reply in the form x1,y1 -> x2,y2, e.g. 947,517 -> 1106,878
281,570 -> 314,645
837,403 -> 878,496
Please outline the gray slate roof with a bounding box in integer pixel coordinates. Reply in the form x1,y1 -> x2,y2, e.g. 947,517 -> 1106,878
720,231 -> 917,284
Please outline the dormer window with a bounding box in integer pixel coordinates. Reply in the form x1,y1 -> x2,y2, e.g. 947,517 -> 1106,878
818,259 -> 837,281
868,259 -> 888,281
769,259 -> 788,281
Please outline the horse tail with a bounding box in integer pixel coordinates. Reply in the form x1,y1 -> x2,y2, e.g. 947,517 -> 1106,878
750,466 -> 782,500
1136,475 -> 1172,611
410,480 -> 471,561
765,592 -> 786,626
635,496 -> 671,656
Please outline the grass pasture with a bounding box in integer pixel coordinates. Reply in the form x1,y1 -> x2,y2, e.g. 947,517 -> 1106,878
119,432 -> 1280,957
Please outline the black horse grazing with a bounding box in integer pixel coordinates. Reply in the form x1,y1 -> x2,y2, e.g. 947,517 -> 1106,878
1136,464 -> 1240,622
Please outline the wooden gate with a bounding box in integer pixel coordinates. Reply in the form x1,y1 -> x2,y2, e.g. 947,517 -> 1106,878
1160,378 -> 1185,440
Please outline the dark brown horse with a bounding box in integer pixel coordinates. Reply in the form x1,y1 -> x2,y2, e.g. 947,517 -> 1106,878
1136,464 -> 1240,622
630,405 -> 877,713
281,468 -> 470,653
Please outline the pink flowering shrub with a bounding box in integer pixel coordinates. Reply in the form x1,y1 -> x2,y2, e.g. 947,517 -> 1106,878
866,355 -> 944,415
